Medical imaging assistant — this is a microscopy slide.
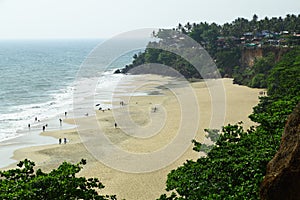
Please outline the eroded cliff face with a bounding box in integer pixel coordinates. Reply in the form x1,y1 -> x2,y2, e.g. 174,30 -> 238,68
241,48 -> 263,67
260,103 -> 300,200
240,47 -> 290,67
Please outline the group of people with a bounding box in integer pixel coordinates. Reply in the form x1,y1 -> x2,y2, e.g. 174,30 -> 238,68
96,103 -> 112,113
259,91 -> 267,95
58,137 -> 67,144
28,122 -> 48,132
27,111 -> 68,132
26,112 -> 70,146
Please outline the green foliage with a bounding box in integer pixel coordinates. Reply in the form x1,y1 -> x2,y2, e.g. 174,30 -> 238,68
253,53 -> 275,73
123,14 -> 300,79
267,49 -> 300,97
0,159 -> 116,200
250,73 -> 267,88
122,46 -> 201,79
233,52 -> 276,88
158,48 -> 300,199
233,66 -> 253,85
215,48 -> 241,77
158,124 -> 275,200
250,97 -> 299,132
192,129 -> 219,153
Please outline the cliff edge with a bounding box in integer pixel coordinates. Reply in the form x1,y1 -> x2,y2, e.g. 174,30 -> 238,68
260,103 -> 300,200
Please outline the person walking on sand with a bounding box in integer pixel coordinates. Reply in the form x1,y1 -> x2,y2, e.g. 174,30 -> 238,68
65,111 -> 67,117
59,138 -> 62,144
114,122 -> 117,128
28,124 -> 30,130
42,126 -> 45,132
64,138 -> 67,144
59,118 -> 62,126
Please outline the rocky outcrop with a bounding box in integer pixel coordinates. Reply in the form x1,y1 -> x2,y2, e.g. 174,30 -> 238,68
240,47 -> 290,67
241,47 -> 263,67
260,103 -> 300,200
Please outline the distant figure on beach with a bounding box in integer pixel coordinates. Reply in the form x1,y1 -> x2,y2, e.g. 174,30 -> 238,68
259,91 -> 267,96
64,138 -> 67,144
153,106 -> 157,112
42,126 -> 45,132
35,117 -> 37,121
59,118 -> 62,126
59,138 -> 62,144
65,111 -> 67,117
28,124 -> 30,130
107,108 -> 110,110
114,122 -> 117,128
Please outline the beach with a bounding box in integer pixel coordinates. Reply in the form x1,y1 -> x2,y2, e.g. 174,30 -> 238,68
1,76 -> 263,200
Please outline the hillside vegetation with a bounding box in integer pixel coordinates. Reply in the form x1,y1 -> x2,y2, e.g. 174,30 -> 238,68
158,49 -> 300,199
122,14 -> 300,87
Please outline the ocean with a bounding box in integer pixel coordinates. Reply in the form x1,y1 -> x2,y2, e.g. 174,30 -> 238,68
0,39 -> 144,142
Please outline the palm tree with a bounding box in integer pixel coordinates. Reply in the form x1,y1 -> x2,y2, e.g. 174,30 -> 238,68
185,22 -> 192,32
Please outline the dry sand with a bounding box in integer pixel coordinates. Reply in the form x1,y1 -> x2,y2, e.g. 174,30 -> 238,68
2,76 -> 264,200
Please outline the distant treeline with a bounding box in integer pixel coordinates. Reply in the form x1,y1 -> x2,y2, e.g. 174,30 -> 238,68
121,14 -> 300,86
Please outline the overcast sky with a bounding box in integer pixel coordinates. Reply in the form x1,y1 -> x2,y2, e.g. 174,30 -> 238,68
0,0 -> 299,39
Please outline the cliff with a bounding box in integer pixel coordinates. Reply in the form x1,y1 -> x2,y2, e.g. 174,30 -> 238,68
260,103 -> 300,200
240,46 -> 291,67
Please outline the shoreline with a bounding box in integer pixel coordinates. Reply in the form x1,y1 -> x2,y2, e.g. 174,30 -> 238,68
0,72 -> 135,168
1,76 -> 263,199
0,116 -> 76,168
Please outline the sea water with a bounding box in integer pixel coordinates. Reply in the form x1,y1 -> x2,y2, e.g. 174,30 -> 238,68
0,39 -> 143,142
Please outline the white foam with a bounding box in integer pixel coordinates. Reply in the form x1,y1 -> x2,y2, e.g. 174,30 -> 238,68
0,84 -> 74,142
0,70 -> 148,142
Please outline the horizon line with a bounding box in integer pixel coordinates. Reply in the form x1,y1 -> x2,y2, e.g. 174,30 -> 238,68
0,37 -> 107,41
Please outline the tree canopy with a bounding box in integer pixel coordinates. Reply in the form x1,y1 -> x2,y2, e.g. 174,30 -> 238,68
158,48 -> 300,199
0,159 -> 116,200
121,14 -> 300,79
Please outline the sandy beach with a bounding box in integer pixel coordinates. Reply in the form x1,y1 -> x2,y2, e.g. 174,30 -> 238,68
1,76 -> 263,200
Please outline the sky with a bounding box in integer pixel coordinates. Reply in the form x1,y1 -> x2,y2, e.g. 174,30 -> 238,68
0,0 -> 299,39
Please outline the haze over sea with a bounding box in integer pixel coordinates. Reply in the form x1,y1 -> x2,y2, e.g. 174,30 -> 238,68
0,39 -> 140,142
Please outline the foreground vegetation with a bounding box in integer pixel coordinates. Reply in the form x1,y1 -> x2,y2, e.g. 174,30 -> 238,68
0,159 -> 116,200
158,49 -> 300,199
